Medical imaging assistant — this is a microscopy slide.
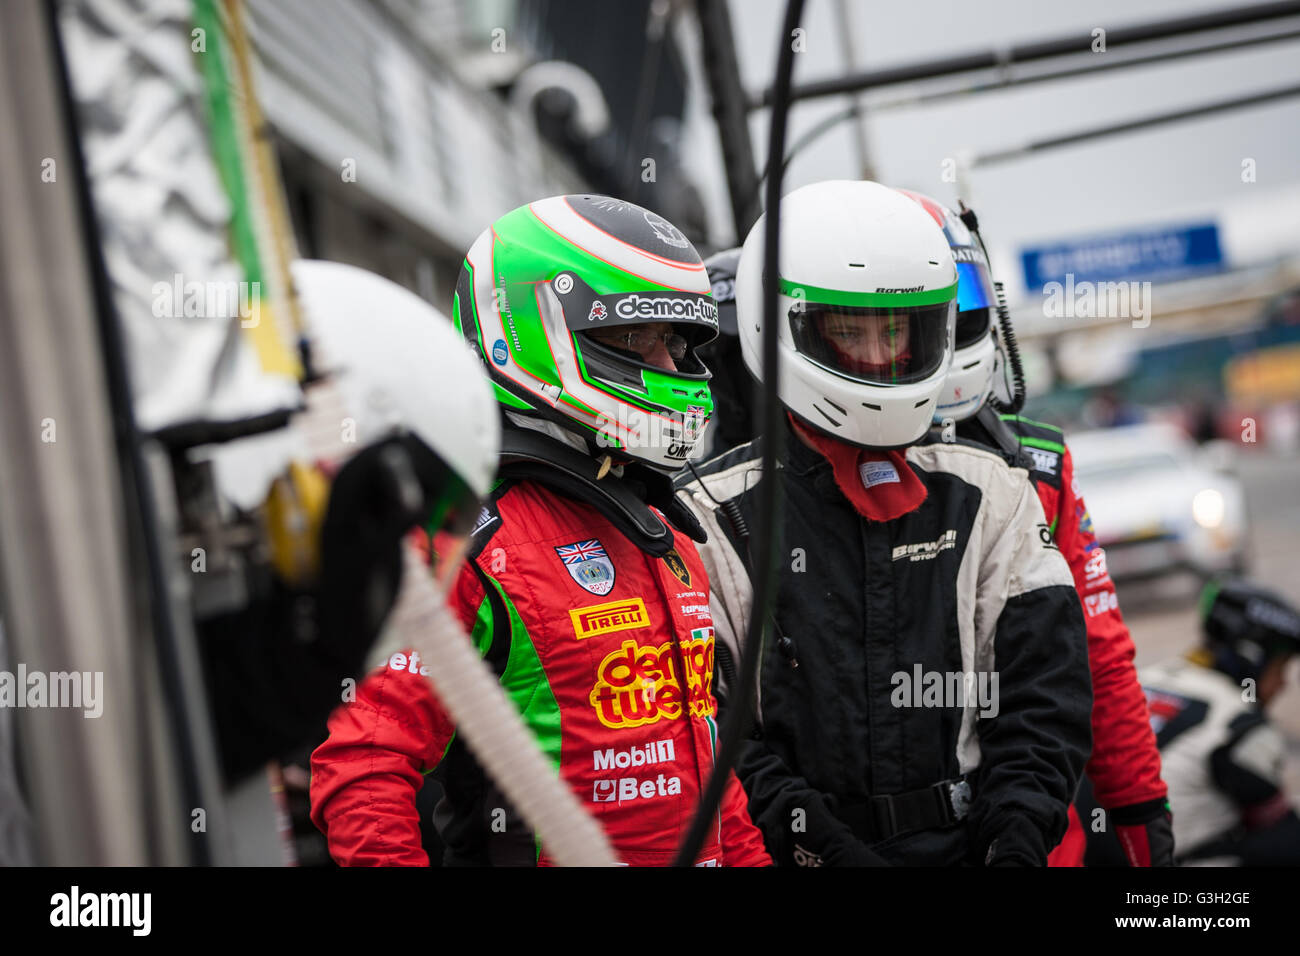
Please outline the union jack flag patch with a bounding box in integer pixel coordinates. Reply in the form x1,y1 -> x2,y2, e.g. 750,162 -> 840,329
554,539 -> 616,595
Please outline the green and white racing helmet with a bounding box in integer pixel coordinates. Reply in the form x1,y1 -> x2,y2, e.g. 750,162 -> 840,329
453,195 -> 718,473
736,180 -> 958,449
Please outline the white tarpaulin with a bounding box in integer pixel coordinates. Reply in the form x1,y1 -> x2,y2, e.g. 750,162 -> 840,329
59,0 -> 300,435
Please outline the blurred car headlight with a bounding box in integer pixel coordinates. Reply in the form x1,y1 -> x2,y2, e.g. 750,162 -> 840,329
1192,488 -> 1225,529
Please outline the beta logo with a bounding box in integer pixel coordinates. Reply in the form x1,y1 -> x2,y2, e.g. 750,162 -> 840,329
592,773 -> 683,804
1084,589 -> 1120,618
571,598 -> 649,640
491,339 -> 508,366
589,628 -> 715,728
387,651 -> 430,676
587,300 -> 608,322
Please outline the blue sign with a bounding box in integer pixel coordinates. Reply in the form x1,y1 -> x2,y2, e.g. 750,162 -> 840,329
491,339 -> 508,366
1021,223 -> 1223,290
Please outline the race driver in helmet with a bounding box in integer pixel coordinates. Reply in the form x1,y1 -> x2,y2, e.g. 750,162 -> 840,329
897,188 -> 1173,867
1086,579 -> 1300,866
678,180 -> 1091,866
310,195 -> 771,866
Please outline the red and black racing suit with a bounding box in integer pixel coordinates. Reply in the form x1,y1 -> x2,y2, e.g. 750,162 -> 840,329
310,460 -> 770,866
964,411 -> 1171,866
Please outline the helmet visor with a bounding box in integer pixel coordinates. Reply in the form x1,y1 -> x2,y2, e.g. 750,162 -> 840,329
558,272 -> 718,377
954,258 -> 995,349
790,301 -> 954,386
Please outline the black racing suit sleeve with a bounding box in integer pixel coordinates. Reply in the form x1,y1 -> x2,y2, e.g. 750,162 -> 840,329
736,736 -> 887,867
972,584 -> 1092,864
968,478 -> 1094,870
690,485 -> 887,868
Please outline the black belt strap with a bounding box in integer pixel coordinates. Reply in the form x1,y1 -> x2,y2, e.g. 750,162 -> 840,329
837,775 -> 973,844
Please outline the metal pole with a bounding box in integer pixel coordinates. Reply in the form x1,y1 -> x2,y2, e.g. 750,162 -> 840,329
972,82 -> 1300,168
831,0 -> 876,181
695,0 -> 763,238
754,27 -> 1300,187
868,26 -> 1300,114
758,0 -> 1300,106
0,0 -> 165,864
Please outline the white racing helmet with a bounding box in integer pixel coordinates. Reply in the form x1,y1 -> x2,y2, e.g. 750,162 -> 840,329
895,190 -> 999,423
735,180 -> 958,449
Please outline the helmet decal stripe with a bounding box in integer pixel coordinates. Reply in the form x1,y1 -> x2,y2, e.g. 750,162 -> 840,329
559,196 -> 707,273
779,278 -> 958,308
530,202 -> 708,294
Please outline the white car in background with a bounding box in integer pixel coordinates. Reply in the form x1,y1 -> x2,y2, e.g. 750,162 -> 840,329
1067,424 -> 1249,581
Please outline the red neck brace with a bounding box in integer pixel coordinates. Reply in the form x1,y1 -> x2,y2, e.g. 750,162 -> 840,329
789,415 -> 927,521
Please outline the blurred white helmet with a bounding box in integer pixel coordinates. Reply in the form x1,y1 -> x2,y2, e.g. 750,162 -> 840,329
292,259 -> 499,501
291,259 -> 499,589
735,180 -> 958,449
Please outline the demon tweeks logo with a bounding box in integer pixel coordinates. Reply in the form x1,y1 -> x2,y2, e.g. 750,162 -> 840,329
570,598 -> 649,640
613,293 -> 718,325
589,628 -> 715,728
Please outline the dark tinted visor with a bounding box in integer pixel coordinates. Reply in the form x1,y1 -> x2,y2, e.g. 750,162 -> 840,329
954,255 -> 996,346
790,301 -> 953,386
955,307 -> 991,349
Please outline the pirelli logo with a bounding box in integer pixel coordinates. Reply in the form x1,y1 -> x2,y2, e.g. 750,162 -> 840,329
571,598 -> 650,639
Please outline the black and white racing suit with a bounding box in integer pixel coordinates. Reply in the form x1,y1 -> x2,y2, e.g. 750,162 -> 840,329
1140,658 -> 1300,865
677,426 -> 1092,866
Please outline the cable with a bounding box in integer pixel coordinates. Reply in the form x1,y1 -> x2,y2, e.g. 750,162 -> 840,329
973,82 -> 1300,168
748,25 -> 1300,194
760,0 -> 1300,106
672,0 -> 805,867
957,202 -> 1026,413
